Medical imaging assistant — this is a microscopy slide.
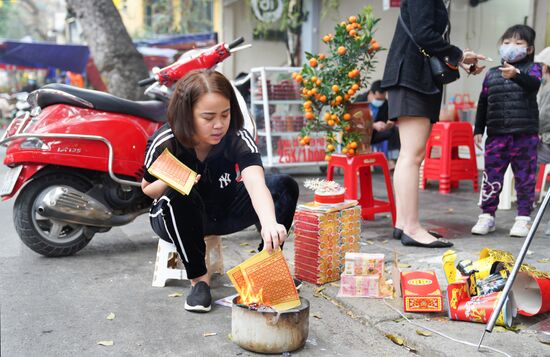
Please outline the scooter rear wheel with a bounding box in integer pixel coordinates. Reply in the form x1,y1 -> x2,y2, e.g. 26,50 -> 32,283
14,172 -> 95,257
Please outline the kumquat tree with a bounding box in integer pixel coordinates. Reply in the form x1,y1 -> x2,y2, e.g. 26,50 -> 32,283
292,6 -> 383,160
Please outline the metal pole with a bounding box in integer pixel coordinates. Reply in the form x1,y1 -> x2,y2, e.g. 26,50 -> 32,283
478,184 -> 550,349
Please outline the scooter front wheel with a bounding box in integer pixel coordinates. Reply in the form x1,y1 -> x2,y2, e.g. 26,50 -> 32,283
14,172 -> 95,257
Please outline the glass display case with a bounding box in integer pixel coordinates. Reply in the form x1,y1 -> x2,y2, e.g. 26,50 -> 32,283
250,67 -> 326,170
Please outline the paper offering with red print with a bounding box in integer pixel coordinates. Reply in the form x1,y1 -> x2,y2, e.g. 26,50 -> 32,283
227,250 -> 300,311
147,148 -> 197,196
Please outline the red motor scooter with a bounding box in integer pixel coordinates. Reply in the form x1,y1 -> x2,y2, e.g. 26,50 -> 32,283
0,37 -> 248,257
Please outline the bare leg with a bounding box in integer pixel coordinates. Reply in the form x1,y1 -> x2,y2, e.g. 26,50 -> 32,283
191,273 -> 210,286
394,116 -> 438,244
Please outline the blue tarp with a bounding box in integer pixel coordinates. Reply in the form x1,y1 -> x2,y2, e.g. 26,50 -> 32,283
0,32 -> 217,73
0,41 -> 90,73
134,32 -> 217,47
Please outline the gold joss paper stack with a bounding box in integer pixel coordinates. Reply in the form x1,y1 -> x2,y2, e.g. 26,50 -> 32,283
294,204 -> 361,285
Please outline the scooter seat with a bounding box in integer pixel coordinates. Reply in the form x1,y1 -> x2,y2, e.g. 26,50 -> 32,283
35,84 -> 167,123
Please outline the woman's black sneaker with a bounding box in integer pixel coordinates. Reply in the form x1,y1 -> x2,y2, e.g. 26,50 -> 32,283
184,281 -> 212,312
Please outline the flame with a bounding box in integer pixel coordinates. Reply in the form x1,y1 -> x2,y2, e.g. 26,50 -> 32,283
237,283 -> 270,306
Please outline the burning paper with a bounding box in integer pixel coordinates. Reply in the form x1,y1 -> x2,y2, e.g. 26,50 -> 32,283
227,250 -> 300,311
147,148 -> 197,196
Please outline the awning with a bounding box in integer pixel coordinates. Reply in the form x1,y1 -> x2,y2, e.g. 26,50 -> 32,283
0,41 -> 90,73
134,32 -> 218,50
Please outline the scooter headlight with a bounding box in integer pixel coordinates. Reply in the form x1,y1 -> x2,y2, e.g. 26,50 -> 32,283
20,138 -> 50,150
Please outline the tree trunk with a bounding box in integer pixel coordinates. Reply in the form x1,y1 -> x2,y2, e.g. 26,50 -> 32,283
285,0 -> 303,67
66,0 -> 149,100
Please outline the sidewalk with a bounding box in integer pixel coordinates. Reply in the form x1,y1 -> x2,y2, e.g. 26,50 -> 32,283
1,167 -> 549,356
286,168 -> 550,356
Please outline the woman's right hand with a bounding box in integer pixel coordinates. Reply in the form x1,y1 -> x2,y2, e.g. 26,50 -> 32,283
461,50 -> 486,65
474,134 -> 483,150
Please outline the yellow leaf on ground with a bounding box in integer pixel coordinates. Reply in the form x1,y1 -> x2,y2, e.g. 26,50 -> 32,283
106,313 -> 115,320
203,332 -> 217,337
312,312 -> 322,319
381,240 -> 389,244
366,240 -> 374,245
398,263 -> 411,268
97,340 -> 114,346
385,333 -> 404,346
313,286 -> 326,297
239,243 -> 249,246
537,258 -> 549,263
416,329 -> 432,337
248,249 -> 256,254
168,292 -> 184,298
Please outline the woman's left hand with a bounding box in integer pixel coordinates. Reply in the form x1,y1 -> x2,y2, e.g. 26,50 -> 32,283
261,222 -> 288,253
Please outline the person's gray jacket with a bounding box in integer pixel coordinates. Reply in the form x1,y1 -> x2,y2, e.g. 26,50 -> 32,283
381,0 -> 463,95
539,80 -> 550,144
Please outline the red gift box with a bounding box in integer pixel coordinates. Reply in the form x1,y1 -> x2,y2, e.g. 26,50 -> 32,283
400,271 -> 443,312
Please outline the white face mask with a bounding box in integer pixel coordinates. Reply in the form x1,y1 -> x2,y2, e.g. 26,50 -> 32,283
499,44 -> 528,63
371,99 -> 385,107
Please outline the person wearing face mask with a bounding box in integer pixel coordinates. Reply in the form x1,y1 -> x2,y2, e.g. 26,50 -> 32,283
472,24 -> 542,238
364,80 -> 400,170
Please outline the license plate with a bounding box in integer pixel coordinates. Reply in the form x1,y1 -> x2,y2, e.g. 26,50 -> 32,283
0,166 -> 23,196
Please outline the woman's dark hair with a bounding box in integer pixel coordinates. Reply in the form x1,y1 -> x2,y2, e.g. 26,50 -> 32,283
167,69 -> 244,147
500,24 -> 536,61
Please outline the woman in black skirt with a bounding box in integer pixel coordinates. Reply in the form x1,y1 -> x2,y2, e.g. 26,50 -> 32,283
381,0 -> 485,247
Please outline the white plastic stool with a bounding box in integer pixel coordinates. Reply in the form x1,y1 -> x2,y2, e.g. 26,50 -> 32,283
539,164 -> 550,203
152,235 -> 224,287
498,165 -> 516,210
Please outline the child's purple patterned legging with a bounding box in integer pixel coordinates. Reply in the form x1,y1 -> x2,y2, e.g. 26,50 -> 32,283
480,133 -> 539,217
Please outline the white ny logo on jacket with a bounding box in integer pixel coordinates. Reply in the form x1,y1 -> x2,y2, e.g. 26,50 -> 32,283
219,173 -> 231,188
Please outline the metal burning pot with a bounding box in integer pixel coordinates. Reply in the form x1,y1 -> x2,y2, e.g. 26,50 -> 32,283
231,297 -> 310,353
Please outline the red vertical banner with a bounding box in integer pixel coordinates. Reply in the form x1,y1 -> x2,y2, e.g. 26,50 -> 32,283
391,0 -> 401,6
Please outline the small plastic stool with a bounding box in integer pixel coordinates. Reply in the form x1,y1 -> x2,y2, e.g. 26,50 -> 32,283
152,235 -> 224,287
422,122 -> 478,194
326,153 -> 396,225
535,164 -> 548,193
498,165 -> 516,209
538,164 -> 550,203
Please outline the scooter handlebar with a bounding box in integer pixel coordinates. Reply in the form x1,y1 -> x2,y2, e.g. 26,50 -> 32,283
138,77 -> 156,86
227,37 -> 244,50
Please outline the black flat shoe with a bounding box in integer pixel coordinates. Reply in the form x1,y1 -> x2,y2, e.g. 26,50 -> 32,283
401,232 -> 453,248
393,228 -> 403,240
393,228 -> 444,240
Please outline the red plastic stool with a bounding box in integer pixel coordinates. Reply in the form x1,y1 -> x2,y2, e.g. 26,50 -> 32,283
422,122 -> 478,194
535,164 -> 550,193
326,153 -> 396,225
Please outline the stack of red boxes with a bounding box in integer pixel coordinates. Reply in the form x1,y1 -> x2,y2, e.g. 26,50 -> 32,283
294,205 -> 361,285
